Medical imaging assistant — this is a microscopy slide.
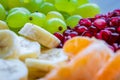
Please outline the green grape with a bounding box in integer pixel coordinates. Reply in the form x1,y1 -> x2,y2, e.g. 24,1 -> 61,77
6,10 -> 29,33
46,11 -> 64,20
8,7 -> 31,15
55,0 -> 77,14
73,3 -> 100,18
23,0 -> 30,3
0,0 -> 9,10
45,18 -> 67,34
44,0 -> 55,4
28,12 -> 46,27
23,0 -> 44,12
66,15 -> 82,28
39,2 -> 56,14
77,0 -> 89,6
7,0 -> 24,9
60,11 -> 70,19
0,4 -> 6,20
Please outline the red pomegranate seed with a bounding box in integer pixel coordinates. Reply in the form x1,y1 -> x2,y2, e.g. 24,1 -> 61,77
63,36 -> 71,44
117,26 -> 120,33
95,14 -> 108,20
113,9 -> 120,16
63,29 -> 73,36
79,18 -> 92,27
105,27 -> 116,32
93,18 -> 107,30
108,33 -> 120,44
108,9 -> 120,17
99,30 -> 111,41
69,31 -> 78,38
109,17 -> 120,26
81,31 -> 92,37
89,26 -> 99,35
89,18 -> 96,22
74,26 -> 88,35
95,33 -> 102,40
54,32 -> 64,42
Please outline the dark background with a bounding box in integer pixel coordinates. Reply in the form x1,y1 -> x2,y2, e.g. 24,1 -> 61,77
89,0 -> 120,13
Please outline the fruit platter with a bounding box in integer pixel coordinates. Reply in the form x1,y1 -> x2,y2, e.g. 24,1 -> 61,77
0,0 -> 120,80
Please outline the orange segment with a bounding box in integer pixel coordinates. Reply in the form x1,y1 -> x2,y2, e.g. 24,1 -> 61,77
63,37 -> 93,57
95,50 -> 120,80
69,42 -> 113,80
40,39 -> 113,80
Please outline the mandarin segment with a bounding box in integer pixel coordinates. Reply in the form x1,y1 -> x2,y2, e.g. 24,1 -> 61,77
69,42 -> 113,80
40,40 -> 113,80
63,37 -> 93,57
95,51 -> 120,80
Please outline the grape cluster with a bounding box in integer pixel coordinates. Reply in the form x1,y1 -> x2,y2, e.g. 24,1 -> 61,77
54,9 -> 120,52
0,0 -> 100,34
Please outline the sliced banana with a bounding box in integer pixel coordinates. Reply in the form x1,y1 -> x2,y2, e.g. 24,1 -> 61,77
0,59 -> 28,80
18,37 -> 41,61
25,48 -> 68,80
0,20 -> 9,30
0,30 -> 19,58
18,23 -> 60,48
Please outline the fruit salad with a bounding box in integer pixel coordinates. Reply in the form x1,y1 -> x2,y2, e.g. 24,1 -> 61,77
0,0 -> 120,80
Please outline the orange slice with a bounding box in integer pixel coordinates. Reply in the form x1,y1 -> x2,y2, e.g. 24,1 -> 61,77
95,50 -> 120,80
63,37 -> 93,57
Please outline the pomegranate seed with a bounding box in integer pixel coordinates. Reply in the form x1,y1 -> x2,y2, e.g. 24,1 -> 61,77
63,36 -> 71,44
89,26 -> 99,35
79,18 -> 92,27
81,31 -> 92,37
54,32 -> 64,43
109,17 -> 120,26
108,33 -> 120,44
117,26 -> 120,33
95,14 -> 107,18
106,18 -> 111,26
108,10 -> 120,17
63,29 -> 73,36
69,31 -> 78,38
104,27 -> 116,32
114,9 -> 120,14
93,18 -> 107,30
111,9 -> 120,16
89,18 -> 96,22
74,26 -> 88,35
99,30 -> 111,41
95,33 -> 102,39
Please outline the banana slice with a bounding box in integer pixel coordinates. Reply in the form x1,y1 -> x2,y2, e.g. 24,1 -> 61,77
18,23 -> 60,48
0,59 -> 28,80
0,30 -> 19,58
25,48 -> 68,80
0,20 -> 9,29
18,37 -> 41,61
